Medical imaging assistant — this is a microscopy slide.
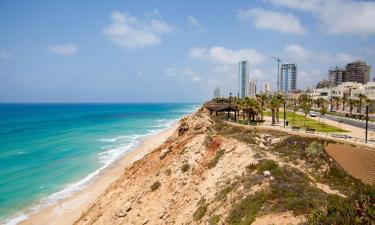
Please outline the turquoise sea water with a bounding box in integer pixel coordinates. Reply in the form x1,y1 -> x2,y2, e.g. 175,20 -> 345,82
0,103 -> 199,225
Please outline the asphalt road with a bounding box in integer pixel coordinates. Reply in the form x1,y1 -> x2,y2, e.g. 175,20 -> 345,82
320,114 -> 375,131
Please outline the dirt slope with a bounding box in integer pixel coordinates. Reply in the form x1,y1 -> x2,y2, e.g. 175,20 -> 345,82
73,108 -> 373,225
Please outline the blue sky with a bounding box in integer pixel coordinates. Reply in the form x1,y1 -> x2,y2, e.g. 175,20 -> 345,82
1,0 -> 375,102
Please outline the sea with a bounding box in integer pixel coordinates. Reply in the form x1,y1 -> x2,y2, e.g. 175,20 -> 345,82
0,103 -> 200,225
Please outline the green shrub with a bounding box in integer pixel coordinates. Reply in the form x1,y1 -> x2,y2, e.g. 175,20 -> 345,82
150,181 -> 161,191
257,159 -> 283,177
193,198 -> 208,221
214,185 -> 233,201
305,185 -> 375,225
208,149 -> 225,168
227,191 -> 268,225
181,163 -> 190,173
305,141 -> 324,157
209,215 -> 220,225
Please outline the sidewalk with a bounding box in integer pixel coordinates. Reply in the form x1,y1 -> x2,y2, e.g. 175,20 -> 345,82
260,116 -> 375,147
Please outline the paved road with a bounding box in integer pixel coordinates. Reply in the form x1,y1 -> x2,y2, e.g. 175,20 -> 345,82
319,114 -> 375,131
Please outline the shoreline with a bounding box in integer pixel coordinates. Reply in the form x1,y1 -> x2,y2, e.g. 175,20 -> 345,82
13,121 -> 179,225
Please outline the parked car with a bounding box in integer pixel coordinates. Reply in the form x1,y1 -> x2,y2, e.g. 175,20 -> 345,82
308,111 -> 317,117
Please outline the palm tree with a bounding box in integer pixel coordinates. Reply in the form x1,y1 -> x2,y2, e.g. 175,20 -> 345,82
320,105 -> 327,123
341,95 -> 348,112
348,99 -> 357,116
275,93 -> 284,122
237,98 -> 246,124
333,96 -> 340,111
357,93 -> 367,115
245,97 -> 259,122
269,97 -> 280,125
301,98 -> 312,126
256,93 -> 268,121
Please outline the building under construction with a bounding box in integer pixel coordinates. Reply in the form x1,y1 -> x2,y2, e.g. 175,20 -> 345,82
328,60 -> 371,86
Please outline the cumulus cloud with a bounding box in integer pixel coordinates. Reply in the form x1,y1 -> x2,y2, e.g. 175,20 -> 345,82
0,50 -> 12,59
318,52 -> 358,64
103,11 -> 173,49
48,44 -> 78,56
284,43 -> 359,64
164,67 -> 202,81
238,8 -> 306,34
267,0 -> 375,35
284,44 -> 311,60
189,46 -> 265,65
187,16 -> 205,33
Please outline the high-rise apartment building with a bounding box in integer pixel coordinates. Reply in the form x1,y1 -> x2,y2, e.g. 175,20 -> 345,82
238,60 -> 249,98
329,67 -> 345,86
328,61 -> 371,86
279,63 -> 297,92
248,80 -> 257,97
213,87 -> 221,98
262,82 -> 271,94
345,60 -> 371,84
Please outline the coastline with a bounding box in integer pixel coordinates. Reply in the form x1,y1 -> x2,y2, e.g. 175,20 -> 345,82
15,121 -> 179,225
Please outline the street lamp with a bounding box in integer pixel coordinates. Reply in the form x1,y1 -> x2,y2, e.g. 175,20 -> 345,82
283,100 -> 286,128
365,104 -> 369,144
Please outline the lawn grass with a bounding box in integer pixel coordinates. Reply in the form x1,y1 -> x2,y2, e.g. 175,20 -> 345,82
263,111 -> 347,132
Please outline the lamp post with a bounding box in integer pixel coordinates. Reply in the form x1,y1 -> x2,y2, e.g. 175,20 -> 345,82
283,100 -> 286,128
365,105 -> 369,144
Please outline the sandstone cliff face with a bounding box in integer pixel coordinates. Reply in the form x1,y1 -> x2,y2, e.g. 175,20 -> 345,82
73,109 -> 372,225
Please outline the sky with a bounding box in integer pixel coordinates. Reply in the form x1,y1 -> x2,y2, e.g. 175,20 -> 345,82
0,0 -> 375,103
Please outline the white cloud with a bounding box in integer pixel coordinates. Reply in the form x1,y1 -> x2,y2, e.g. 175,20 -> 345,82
283,44 -> 359,64
165,67 -> 177,76
318,52 -> 358,64
0,50 -> 12,59
182,69 -> 202,81
187,16 -> 205,33
238,8 -> 306,34
336,53 -> 357,63
189,46 -> 265,65
267,0 -> 375,35
164,68 -> 202,81
48,44 -> 78,56
103,11 -> 173,49
284,44 -> 311,60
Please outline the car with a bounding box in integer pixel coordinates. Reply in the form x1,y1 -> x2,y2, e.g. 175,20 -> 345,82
308,111 -> 317,117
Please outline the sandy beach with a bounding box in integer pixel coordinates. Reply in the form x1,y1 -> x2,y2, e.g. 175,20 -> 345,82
18,123 -> 178,225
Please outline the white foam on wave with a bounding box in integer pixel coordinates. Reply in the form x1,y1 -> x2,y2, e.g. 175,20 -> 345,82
2,213 -> 28,225
2,110 -> 190,225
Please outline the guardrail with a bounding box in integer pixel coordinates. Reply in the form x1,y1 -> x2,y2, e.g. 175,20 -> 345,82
268,124 -> 375,145
225,117 -> 375,146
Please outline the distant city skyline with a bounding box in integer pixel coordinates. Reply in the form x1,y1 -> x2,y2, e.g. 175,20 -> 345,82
0,0 -> 375,102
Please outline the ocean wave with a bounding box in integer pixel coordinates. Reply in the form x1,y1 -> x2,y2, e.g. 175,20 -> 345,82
3,213 -> 28,225
2,115 -> 179,225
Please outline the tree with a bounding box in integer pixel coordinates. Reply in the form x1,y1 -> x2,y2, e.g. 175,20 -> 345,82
320,105 -> 327,123
333,96 -> 340,111
348,99 -> 357,117
269,97 -> 280,125
256,93 -> 268,121
357,93 -> 367,116
301,99 -> 312,126
245,97 -> 259,122
238,99 -> 246,124
341,95 -> 348,112
275,93 -> 284,122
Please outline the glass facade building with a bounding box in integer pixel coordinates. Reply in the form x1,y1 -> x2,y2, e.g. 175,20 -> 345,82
279,63 -> 297,92
238,60 -> 249,98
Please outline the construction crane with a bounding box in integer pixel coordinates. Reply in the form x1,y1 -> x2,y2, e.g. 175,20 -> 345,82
271,56 -> 282,91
